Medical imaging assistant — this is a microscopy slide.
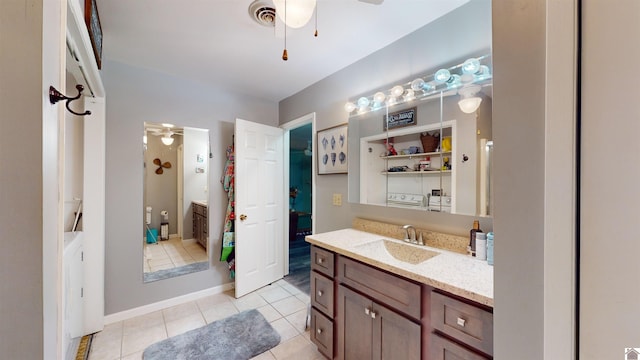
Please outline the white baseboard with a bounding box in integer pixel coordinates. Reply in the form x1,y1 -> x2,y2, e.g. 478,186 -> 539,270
104,282 -> 235,324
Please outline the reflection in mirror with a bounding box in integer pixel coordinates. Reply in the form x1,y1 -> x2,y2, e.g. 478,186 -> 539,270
347,56 -> 493,217
143,122 -> 210,282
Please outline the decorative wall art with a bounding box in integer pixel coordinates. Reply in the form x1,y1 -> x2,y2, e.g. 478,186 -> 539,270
85,0 -> 103,69
383,107 -> 417,130
317,123 -> 348,175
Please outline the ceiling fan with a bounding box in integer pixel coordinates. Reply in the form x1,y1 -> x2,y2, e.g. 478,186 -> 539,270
145,123 -> 183,146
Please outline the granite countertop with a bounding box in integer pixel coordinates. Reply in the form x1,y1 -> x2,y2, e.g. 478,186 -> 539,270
306,228 -> 494,307
192,200 -> 208,207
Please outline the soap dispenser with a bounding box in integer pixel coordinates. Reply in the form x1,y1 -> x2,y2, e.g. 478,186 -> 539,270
469,220 -> 482,256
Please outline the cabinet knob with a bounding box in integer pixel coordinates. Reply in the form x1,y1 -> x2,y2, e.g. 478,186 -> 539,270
370,311 -> 377,319
456,317 -> 466,327
317,290 -> 323,297
364,307 -> 370,316
317,257 -> 324,264
317,328 -> 323,334
239,214 -> 247,221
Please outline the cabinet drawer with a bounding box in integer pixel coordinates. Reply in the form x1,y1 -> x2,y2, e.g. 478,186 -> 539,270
311,246 -> 334,277
337,255 -> 421,320
311,271 -> 334,317
310,307 -> 334,359
431,333 -> 490,360
431,291 -> 493,356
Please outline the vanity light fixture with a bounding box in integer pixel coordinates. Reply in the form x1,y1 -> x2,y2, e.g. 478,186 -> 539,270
343,55 -> 492,116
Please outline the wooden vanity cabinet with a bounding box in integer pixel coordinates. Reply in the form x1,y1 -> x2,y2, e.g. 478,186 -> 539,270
192,202 -> 207,249
309,245 -> 493,360
310,246 -> 336,359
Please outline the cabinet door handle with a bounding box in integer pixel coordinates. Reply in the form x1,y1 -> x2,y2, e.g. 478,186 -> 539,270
317,328 -> 323,334
317,257 -> 324,264
317,290 -> 323,297
364,307 -> 370,316
370,311 -> 377,319
456,317 -> 466,327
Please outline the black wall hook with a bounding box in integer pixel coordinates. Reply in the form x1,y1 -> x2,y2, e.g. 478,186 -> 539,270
49,84 -> 91,116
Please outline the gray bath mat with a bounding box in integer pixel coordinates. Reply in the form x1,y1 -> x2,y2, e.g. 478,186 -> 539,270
143,309 -> 281,360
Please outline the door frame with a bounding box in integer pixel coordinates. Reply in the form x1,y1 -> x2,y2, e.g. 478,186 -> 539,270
281,113 -> 317,275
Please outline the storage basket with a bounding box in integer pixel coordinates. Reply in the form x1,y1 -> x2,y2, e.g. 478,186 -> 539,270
420,133 -> 440,153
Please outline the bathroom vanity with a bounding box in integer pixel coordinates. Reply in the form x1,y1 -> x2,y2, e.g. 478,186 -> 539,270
307,228 -> 493,360
192,200 -> 208,249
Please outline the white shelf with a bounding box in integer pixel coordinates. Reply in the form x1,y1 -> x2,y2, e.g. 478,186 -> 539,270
380,151 -> 452,160
382,170 -> 452,175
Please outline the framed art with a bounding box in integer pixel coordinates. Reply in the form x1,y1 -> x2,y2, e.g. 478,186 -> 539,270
317,123 -> 348,174
85,0 -> 103,69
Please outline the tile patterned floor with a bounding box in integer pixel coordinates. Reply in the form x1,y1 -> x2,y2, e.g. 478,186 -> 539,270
88,279 -> 324,360
143,237 -> 208,273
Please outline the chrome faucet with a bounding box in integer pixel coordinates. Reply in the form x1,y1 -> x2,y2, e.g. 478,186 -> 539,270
402,225 -> 417,244
402,224 -> 425,245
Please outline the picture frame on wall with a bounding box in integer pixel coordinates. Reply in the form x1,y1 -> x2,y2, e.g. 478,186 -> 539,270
317,123 -> 348,175
383,107 -> 417,130
85,0 -> 103,69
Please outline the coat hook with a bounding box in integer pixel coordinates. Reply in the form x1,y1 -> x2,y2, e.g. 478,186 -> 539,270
49,84 -> 91,116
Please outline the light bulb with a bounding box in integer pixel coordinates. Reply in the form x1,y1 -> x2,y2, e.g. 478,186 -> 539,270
373,92 -> 386,104
434,69 -> 451,83
410,78 -> 425,91
344,102 -> 356,113
391,85 -> 404,98
462,58 -> 481,74
161,136 -> 174,146
357,97 -> 370,109
273,0 -> 317,28
446,74 -> 462,89
404,89 -> 415,101
476,65 -> 492,81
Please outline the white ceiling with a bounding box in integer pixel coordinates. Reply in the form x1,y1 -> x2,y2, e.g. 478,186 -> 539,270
98,0 -> 469,103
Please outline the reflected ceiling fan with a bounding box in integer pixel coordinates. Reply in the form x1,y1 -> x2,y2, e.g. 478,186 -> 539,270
145,123 -> 183,146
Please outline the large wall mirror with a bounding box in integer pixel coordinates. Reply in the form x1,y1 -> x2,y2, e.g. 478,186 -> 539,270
143,122 -> 211,282
347,56 -> 493,217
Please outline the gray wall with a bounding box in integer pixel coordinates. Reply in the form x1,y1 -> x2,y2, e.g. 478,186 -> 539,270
280,0 -> 494,236
102,60 -> 278,314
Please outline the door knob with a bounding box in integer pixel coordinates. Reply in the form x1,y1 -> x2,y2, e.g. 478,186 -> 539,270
239,214 -> 247,221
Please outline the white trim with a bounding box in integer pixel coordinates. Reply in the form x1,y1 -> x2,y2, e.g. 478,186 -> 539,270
104,282 -> 235,324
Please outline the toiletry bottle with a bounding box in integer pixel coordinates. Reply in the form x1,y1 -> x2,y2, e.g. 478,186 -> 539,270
469,220 -> 481,256
476,232 -> 487,260
487,232 -> 494,265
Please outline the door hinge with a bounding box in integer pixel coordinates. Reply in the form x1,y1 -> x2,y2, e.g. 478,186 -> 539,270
81,287 -> 84,298
81,251 -> 84,261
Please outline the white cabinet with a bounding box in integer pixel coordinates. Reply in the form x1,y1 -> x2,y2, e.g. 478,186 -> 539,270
359,121 -> 457,212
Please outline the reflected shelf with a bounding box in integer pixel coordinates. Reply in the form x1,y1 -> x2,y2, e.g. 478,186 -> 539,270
381,170 -> 452,175
380,151 -> 451,160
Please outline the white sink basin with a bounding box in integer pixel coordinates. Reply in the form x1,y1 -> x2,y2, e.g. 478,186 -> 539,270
355,239 -> 439,265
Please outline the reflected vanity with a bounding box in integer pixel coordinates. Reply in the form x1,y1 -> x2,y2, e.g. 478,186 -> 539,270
347,56 -> 493,217
143,122 -> 211,282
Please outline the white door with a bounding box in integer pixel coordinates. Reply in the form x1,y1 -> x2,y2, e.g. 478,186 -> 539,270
234,119 -> 285,297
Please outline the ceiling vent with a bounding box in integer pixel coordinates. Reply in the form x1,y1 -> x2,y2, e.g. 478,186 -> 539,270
249,1 -> 276,27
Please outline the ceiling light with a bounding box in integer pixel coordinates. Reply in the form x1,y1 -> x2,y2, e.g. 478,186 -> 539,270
161,135 -> 174,146
273,0 -> 316,28
344,102 -> 356,113
162,123 -> 174,128
391,85 -> 404,98
458,85 -> 483,114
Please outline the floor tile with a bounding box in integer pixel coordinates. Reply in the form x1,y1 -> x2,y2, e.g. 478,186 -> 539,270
162,301 -> 200,323
257,304 -> 283,322
196,292 -> 235,312
123,311 -> 164,336
269,318 -> 299,343
285,308 -> 309,334
121,323 -> 167,356
271,296 -> 307,317
201,300 -> 239,324
260,286 -> 294,303
165,313 -> 206,337
250,350 -> 276,360
269,335 -> 324,360
233,291 -> 268,311
120,350 -> 143,360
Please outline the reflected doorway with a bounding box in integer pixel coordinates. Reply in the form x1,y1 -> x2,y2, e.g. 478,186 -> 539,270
285,122 -> 313,294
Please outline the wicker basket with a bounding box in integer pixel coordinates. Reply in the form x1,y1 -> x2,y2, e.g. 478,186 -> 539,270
420,133 -> 439,153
